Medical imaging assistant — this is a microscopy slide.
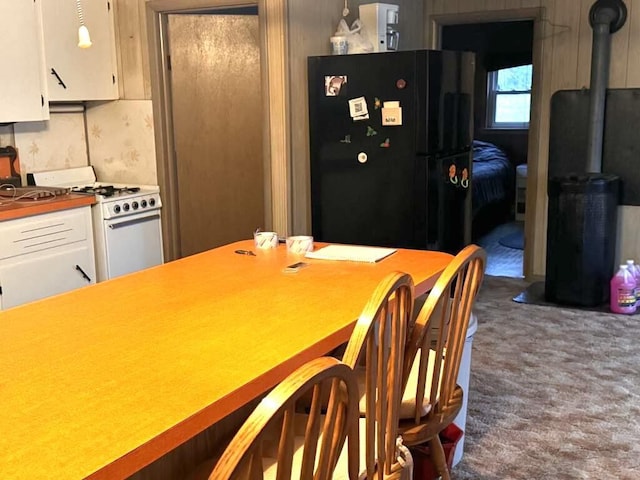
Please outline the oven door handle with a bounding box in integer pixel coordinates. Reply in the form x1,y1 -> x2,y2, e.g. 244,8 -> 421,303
108,214 -> 161,230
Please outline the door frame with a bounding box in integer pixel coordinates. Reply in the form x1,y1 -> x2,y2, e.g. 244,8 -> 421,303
427,7 -> 544,279
146,0 -> 290,261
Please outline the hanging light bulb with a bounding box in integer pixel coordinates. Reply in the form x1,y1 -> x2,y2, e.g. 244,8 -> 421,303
76,0 -> 92,48
78,25 -> 92,48
342,0 -> 350,17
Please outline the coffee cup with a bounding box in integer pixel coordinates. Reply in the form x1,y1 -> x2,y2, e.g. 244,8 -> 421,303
254,231 -> 278,249
286,235 -> 314,255
330,36 -> 348,55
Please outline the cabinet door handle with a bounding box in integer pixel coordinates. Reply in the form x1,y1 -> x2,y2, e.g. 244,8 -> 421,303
51,68 -> 67,89
75,265 -> 92,283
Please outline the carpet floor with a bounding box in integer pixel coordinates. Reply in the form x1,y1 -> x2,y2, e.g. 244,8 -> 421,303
452,275 -> 640,479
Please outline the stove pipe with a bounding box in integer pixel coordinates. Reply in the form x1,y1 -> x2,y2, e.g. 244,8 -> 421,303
586,0 -> 627,173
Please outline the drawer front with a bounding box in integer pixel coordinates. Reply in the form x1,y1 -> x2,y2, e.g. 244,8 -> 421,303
0,208 -> 90,261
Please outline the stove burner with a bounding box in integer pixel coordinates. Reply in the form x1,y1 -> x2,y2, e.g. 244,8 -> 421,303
73,186 -> 141,197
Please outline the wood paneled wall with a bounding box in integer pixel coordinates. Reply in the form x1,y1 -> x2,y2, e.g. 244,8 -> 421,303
426,0 -> 640,277
114,0 -> 152,99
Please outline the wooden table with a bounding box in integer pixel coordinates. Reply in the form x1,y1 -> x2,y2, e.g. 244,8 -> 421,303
0,240 -> 452,480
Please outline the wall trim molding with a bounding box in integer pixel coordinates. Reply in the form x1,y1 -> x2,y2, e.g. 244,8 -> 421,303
427,7 -> 544,279
261,0 -> 291,236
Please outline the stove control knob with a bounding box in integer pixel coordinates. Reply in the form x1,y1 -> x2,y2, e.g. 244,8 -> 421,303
123,203 -> 130,212
132,201 -> 139,210
149,198 -> 156,207
114,204 -> 121,214
141,199 -> 148,208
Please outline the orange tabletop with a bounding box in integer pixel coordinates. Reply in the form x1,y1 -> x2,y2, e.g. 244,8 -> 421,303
0,240 -> 452,480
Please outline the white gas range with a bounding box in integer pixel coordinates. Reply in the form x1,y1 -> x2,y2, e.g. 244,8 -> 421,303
28,166 -> 164,282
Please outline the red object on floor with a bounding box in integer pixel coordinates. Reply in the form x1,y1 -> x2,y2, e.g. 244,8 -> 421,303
409,424 -> 463,480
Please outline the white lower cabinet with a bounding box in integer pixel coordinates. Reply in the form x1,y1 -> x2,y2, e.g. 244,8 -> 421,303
0,208 -> 96,310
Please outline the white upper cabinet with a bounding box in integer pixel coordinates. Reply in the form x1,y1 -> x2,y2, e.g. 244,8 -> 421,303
41,0 -> 119,101
0,0 -> 49,123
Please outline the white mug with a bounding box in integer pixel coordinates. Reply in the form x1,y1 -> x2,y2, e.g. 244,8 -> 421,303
286,235 -> 314,255
254,231 -> 278,249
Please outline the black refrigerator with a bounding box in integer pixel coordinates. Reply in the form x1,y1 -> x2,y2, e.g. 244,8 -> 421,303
308,49 -> 475,254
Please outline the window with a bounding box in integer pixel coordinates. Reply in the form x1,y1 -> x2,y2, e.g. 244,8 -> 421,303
486,64 -> 532,128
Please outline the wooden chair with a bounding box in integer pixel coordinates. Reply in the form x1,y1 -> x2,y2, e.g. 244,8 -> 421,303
205,356 -> 360,480
337,271 -> 416,480
397,244 -> 486,480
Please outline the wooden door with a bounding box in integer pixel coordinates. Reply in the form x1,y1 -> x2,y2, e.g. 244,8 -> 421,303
168,13 -> 264,258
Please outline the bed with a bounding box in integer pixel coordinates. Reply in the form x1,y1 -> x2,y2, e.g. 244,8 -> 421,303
471,139 -> 516,237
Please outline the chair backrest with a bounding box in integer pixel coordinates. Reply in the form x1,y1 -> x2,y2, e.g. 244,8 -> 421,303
209,356 -> 360,480
402,244 -> 486,425
341,271 -> 415,479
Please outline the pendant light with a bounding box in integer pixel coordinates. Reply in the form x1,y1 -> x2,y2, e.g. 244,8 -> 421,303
343,0 -> 350,16
76,0 -> 92,48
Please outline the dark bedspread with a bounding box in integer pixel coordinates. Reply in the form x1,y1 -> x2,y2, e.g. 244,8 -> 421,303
472,140 -> 515,216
